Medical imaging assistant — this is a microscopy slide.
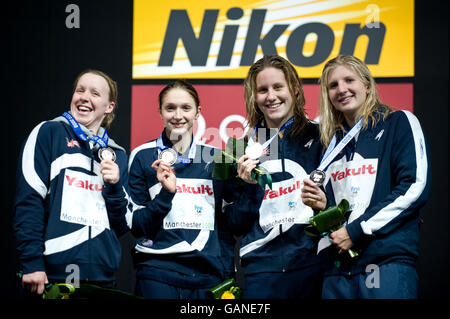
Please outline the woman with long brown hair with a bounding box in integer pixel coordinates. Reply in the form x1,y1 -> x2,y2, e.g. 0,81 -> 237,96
227,55 -> 325,299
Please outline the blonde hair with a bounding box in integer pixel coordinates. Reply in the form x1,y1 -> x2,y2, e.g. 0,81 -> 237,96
73,69 -> 118,130
318,55 -> 391,147
244,55 -> 308,139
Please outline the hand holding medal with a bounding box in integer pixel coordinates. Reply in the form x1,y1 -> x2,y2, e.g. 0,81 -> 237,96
99,147 -> 120,184
152,158 -> 177,193
237,154 -> 260,185
212,137 -> 272,190
301,178 -> 327,211
62,112 -> 120,184
214,119 -> 293,189
158,147 -> 177,166
302,118 -> 364,211
309,170 -> 326,187
98,147 -> 116,162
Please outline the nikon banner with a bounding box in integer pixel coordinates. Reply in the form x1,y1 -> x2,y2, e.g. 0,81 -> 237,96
133,0 -> 414,79
131,0 -> 414,149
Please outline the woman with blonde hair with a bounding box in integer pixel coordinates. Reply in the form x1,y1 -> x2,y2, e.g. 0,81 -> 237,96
318,55 -> 390,147
302,55 -> 431,298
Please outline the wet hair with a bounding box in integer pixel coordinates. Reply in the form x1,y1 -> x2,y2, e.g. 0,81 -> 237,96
318,55 -> 392,147
73,69 -> 118,130
243,55 -> 309,139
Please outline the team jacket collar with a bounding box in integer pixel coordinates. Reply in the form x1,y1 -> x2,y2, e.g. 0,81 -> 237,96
52,115 -> 125,152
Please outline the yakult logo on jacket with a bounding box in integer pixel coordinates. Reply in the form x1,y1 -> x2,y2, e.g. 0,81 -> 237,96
175,183 -> 214,195
65,174 -> 104,191
263,180 -> 302,200
330,164 -> 377,182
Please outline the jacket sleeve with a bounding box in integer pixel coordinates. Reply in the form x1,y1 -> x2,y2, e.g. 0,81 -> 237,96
13,122 -> 51,275
128,150 -> 176,238
102,150 -> 131,237
224,182 -> 265,236
346,111 -> 431,243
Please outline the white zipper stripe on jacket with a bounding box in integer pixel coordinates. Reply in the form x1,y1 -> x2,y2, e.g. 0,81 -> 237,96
128,140 -> 157,172
135,229 -> 211,254
22,122 -> 48,199
50,153 -> 101,181
360,111 -> 428,235
43,225 -> 104,255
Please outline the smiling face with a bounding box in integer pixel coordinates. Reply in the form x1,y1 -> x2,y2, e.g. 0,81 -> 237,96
255,67 -> 295,129
327,65 -> 369,126
160,87 -> 200,142
70,72 -> 114,134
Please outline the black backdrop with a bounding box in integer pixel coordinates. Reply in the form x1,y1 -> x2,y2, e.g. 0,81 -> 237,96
1,0 -> 448,299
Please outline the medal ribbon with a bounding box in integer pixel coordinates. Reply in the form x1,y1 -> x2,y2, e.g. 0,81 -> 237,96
62,111 -> 109,148
247,116 -> 294,151
316,118 -> 363,172
156,133 -> 197,165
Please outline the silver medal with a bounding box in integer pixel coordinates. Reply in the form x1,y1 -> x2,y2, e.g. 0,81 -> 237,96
309,170 -> 326,187
245,142 -> 264,160
98,147 -> 116,162
158,148 -> 177,165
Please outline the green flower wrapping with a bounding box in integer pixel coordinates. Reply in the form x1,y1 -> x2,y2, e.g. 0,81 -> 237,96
43,283 -> 75,299
212,137 -> 272,190
304,199 -> 359,259
42,283 -> 144,299
206,278 -> 242,299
